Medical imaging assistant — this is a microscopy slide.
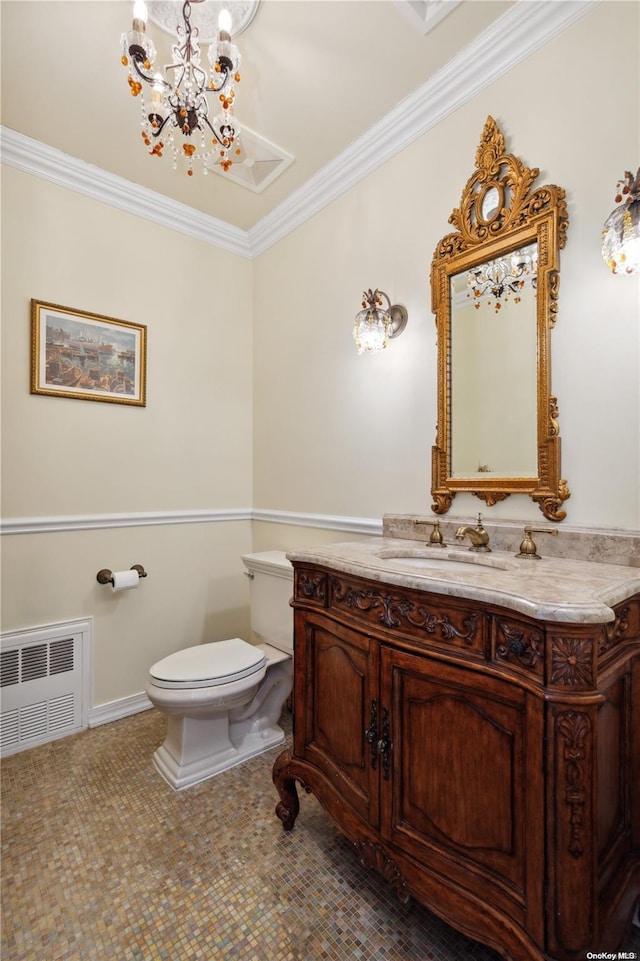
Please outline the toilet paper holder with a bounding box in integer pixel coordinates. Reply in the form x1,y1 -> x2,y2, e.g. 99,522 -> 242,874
96,564 -> 147,585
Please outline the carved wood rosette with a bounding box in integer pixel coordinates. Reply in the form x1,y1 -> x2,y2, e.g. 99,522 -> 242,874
550,636 -> 594,688
431,115 -> 570,522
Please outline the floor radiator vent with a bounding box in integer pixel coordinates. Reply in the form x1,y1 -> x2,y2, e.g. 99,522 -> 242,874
1,620 -> 91,756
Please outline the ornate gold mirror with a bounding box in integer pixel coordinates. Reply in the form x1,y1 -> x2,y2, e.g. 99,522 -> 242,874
431,116 -> 570,521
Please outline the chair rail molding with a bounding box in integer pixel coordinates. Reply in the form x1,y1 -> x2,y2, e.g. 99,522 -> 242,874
0,509 -> 252,535
0,508 -> 382,537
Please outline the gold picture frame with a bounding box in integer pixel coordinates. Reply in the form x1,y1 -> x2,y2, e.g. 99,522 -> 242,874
31,300 -> 147,407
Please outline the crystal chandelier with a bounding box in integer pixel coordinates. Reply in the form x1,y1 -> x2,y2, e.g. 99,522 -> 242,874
602,169 -> 640,275
121,0 -> 242,176
466,246 -> 538,312
353,290 -> 408,355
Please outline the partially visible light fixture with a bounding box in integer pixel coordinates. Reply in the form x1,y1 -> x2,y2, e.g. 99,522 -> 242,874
353,289 -> 408,355
466,246 -> 538,313
602,169 -> 640,275
121,0 -> 242,176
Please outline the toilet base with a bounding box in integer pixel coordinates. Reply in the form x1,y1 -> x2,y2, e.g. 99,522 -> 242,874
152,712 -> 287,790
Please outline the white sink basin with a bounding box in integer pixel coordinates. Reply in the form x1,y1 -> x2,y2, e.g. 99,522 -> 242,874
378,552 -> 507,573
390,557 -> 488,573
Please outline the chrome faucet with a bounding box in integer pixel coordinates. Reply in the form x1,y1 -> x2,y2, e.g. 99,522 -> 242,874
455,514 -> 491,553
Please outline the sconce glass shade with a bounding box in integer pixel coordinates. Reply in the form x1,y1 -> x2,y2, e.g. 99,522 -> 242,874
602,169 -> 640,275
353,289 -> 408,355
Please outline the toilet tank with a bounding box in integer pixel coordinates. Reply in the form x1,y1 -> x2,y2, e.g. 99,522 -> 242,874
241,551 -> 293,654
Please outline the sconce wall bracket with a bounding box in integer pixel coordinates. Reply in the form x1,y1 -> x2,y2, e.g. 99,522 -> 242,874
388,303 -> 408,338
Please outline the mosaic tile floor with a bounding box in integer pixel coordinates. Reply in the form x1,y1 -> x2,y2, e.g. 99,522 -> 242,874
2,711 -> 639,961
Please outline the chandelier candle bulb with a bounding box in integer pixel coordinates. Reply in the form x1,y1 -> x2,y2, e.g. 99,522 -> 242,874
218,9 -> 232,34
132,0 -> 148,31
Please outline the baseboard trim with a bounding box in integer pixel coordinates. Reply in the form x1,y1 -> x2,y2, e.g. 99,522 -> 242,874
88,692 -> 154,729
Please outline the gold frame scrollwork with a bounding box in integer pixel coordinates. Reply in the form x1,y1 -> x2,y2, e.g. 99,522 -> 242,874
430,116 -> 570,522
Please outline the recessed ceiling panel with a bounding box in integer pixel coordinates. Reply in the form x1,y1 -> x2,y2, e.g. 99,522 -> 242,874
206,125 -> 294,193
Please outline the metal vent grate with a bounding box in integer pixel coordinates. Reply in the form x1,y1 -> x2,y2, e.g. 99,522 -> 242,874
1,623 -> 89,756
1,649 -> 19,687
50,638 -> 74,675
1,637 -> 75,686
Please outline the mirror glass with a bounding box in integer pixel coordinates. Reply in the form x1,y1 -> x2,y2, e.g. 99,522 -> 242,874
449,242 -> 538,478
431,116 -> 570,521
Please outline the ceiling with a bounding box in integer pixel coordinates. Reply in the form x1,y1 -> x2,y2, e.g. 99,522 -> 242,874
1,0 -> 514,232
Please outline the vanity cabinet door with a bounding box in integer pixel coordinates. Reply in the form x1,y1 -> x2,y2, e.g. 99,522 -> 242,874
294,611 -> 380,827
380,645 -> 544,928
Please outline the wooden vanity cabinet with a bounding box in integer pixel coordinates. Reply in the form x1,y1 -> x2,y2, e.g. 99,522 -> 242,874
273,563 -> 640,961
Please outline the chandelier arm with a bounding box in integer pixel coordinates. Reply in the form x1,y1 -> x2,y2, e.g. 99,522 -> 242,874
147,113 -> 173,140
130,52 -> 158,86
209,66 -> 231,93
202,113 -> 236,148
377,290 -> 392,312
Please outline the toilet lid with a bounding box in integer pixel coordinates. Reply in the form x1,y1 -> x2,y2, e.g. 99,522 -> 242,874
149,638 -> 266,689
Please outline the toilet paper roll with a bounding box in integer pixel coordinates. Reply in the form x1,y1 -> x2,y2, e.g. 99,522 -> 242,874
111,569 -> 140,592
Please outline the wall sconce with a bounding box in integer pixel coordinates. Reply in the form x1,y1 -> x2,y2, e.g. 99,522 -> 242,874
353,289 -> 408,355
602,168 -> 640,275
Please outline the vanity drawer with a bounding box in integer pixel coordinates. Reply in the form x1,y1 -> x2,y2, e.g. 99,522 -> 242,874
325,570 -> 486,658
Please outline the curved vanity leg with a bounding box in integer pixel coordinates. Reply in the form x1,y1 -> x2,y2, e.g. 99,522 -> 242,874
272,749 -> 300,831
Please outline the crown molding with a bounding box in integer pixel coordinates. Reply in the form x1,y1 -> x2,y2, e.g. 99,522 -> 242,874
0,0 -> 598,260
247,0 -> 599,256
0,127 -> 252,259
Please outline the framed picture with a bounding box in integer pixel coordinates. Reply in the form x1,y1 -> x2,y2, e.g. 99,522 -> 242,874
31,300 -> 147,407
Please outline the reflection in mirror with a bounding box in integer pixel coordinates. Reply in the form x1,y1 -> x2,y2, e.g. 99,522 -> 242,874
431,116 -> 570,521
450,242 -> 538,479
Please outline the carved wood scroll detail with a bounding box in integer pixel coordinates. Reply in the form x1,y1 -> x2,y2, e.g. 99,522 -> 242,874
600,607 -> 630,656
354,839 -> 410,904
296,571 -> 326,602
473,491 -> 510,507
330,577 -> 480,646
496,620 -> 543,671
551,637 -> 593,687
556,712 -> 591,858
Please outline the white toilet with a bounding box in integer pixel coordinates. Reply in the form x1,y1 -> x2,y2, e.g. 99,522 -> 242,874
146,551 -> 294,790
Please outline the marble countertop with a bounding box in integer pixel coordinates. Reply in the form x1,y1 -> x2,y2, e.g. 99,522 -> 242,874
286,537 -> 640,624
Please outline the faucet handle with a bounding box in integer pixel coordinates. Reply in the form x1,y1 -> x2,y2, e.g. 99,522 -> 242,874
516,525 -> 559,559
413,519 -> 446,546
429,520 -> 446,546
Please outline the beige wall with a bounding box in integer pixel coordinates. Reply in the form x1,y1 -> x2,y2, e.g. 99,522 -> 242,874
2,1 -> 639,714
253,1 -> 640,531
1,168 -> 254,706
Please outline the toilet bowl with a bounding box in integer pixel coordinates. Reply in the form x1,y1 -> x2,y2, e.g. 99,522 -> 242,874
145,551 -> 294,790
